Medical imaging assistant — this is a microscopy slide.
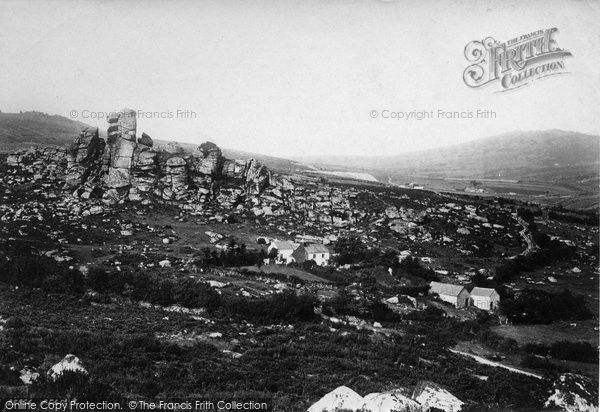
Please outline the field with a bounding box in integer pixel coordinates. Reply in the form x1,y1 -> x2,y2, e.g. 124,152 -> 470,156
384,173 -> 599,209
492,321 -> 599,346
241,264 -> 333,283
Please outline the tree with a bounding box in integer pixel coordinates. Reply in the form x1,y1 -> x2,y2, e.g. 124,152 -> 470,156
268,247 -> 278,260
256,249 -> 267,268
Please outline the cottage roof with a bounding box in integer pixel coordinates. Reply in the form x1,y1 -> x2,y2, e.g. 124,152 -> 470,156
470,287 -> 497,298
429,281 -> 467,297
305,244 -> 330,254
272,240 -> 296,251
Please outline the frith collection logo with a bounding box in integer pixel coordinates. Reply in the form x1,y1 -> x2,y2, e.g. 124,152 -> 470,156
463,28 -> 572,92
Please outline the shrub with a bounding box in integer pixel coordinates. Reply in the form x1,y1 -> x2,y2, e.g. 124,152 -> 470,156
30,370 -> 113,398
520,354 -> 567,373
524,341 -> 599,363
0,254 -> 84,294
5,316 -> 27,329
396,257 -> 438,281
500,289 -> 593,324
405,306 -> 445,322
225,290 -> 317,323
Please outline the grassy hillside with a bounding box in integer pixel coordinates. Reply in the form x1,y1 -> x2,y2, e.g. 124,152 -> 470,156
0,111 -> 90,151
299,130 -> 599,179
297,130 -> 600,194
384,130 -> 599,180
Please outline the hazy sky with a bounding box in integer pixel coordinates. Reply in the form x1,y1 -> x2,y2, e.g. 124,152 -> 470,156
0,0 -> 598,157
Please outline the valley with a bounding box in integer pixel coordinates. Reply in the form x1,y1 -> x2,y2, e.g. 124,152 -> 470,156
0,111 -> 597,411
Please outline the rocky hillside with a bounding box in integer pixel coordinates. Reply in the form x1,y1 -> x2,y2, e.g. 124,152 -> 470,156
0,111 -> 309,173
5,108 -> 278,211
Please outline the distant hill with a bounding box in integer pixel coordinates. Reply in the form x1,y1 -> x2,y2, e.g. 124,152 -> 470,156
297,130 -> 600,184
0,111 -> 91,151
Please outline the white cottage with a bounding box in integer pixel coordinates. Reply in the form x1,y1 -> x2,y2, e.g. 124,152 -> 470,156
291,244 -> 331,266
429,282 -> 470,308
469,287 -> 500,311
267,240 -> 298,264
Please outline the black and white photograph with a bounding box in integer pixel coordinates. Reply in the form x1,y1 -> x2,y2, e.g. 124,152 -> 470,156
0,1 -> 598,411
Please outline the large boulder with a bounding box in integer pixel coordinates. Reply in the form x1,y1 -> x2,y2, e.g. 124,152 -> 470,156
222,159 -> 248,179
68,127 -> 102,163
6,153 -> 21,167
308,386 -> 364,412
48,354 -> 87,381
385,206 -> 401,219
105,109 -> 137,191
64,127 -> 105,190
192,141 -> 223,176
245,159 -> 270,194
412,381 -> 463,412
130,143 -> 158,201
138,132 -> 153,147
362,390 -> 422,412
117,108 -> 137,141
545,374 -> 598,412
158,156 -> 190,200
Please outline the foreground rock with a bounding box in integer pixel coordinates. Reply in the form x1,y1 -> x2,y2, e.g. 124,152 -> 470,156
412,381 -> 463,412
308,382 -> 462,412
307,386 -> 364,412
545,374 -> 598,412
48,354 -> 87,380
362,390 -> 422,411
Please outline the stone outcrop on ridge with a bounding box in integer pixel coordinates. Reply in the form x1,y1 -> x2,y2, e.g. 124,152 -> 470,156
5,108 -> 273,209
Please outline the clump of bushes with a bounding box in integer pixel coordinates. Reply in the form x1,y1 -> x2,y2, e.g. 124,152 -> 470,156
87,266 -> 222,310
500,289 -> 592,324
524,340 -> 598,363
396,257 -> 438,281
224,290 -> 317,323
193,238 -> 265,268
520,354 -> 568,373
0,254 -> 84,294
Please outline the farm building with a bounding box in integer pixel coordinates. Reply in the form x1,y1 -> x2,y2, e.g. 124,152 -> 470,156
470,287 -> 500,311
291,244 -> 331,266
429,282 -> 470,308
267,240 -> 299,264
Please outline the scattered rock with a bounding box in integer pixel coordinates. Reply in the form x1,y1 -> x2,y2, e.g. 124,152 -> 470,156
362,390 -> 422,412
48,354 -> 87,380
308,386 -> 364,412
545,373 -> 598,412
412,381 -> 463,412
20,367 -> 40,385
